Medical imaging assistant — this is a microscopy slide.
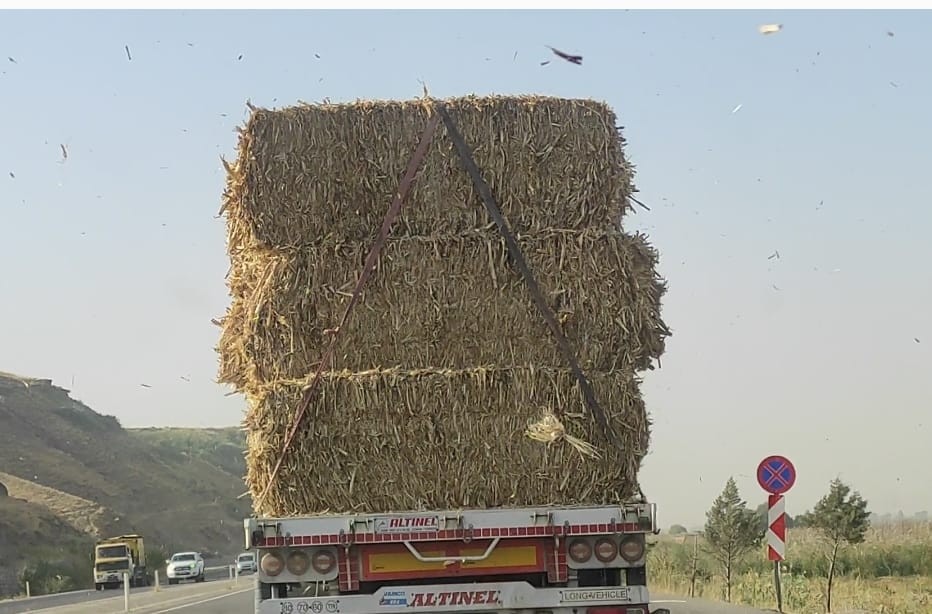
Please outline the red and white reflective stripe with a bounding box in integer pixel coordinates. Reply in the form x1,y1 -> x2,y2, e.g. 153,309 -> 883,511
545,540 -> 568,583
767,494 -> 785,561
256,522 -> 644,548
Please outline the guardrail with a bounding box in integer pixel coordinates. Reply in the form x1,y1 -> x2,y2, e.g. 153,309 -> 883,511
0,588 -> 93,603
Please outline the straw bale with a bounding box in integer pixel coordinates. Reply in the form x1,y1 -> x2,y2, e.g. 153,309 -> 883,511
216,228 -> 668,388
243,366 -> 649,517
215,246 -> 268,390
222,95 -> 635,249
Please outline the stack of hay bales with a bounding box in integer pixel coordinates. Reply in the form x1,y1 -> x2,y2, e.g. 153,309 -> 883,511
217,96 -> 669,517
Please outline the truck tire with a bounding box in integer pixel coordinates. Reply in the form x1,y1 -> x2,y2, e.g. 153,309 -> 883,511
95,583 -> 102,591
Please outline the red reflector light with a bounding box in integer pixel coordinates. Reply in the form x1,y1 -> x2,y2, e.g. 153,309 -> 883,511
568,539 -> 592,563
260,551 -> 284,576
594,538 -> 618,562
619,535 -> 645,563
312,550 -> 336,574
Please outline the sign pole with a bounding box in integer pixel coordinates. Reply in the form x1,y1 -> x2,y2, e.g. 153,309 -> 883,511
767,493 -> 786,612
774,560 -> 783,612
757,455 -> 796,614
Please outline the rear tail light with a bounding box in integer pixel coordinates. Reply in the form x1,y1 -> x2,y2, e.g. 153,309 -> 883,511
568,539 -> 592,563
312,549 -> 337,574
286,550 -> 311,575
619,535 -> 645,563
260,551 -> 284,576
594,538 -> 618,562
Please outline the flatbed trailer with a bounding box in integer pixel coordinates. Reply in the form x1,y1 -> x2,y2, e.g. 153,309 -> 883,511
246,503 -> 669,614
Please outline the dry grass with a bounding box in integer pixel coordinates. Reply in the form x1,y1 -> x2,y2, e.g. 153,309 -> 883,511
0,471 -> 104,535
243,366 -> 650,517
789,520 -> 932,550
218,95 -> 669,517
652,570 -> 931,614
650,521 -> 932,613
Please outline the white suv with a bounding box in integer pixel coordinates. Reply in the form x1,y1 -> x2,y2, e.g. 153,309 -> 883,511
235,552 -> 257,574
166,552 -> 205,584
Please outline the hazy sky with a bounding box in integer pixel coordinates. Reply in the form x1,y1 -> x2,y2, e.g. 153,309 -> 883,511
1,10 -> 929,527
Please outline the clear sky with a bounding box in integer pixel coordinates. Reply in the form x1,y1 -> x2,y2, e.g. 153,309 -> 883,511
1,10 -> 929,527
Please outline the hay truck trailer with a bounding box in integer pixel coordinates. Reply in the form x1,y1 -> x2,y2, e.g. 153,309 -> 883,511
245,503 -> 670,614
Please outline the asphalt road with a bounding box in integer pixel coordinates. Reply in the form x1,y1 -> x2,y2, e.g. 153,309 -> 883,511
0,567 -> 247,614
651,595 -> 775,614
3,586 -> 774,614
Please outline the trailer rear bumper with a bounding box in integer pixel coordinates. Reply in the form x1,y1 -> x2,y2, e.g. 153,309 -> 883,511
256,581 -> 653,614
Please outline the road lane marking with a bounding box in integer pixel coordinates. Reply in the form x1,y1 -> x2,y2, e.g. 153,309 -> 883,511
652,600 -> 688,603
23,580 -> 251,613
147,588 -> 252,613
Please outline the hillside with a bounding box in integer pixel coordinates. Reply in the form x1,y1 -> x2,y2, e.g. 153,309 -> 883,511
0,371 -> 250,594
0,496 -> 93,597
129,426 -> 246,479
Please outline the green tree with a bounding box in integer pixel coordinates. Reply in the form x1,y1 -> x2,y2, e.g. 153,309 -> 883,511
797,479 -> 870,613
19,559 -> 74,595
668,524 -> 688,535
704,477 -> 764,602
146,545 -> 170,584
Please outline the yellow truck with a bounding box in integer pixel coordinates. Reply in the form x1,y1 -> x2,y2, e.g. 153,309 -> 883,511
94,534 -> 149,590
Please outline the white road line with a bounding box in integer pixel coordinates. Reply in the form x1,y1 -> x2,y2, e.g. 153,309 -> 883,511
3,567 -> 229,606
651,600 -> 688,604
25,582 -> 250,613
148,587 -> 252,613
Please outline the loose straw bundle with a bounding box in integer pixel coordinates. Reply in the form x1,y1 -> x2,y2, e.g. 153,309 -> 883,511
526,408 -> 602,460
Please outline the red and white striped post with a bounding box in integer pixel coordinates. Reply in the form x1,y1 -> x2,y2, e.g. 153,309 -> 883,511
767,494 -> 786,561
757,455 -> 796,614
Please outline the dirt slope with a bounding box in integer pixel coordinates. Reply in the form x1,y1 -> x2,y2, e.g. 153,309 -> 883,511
0,371 -> 251,580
